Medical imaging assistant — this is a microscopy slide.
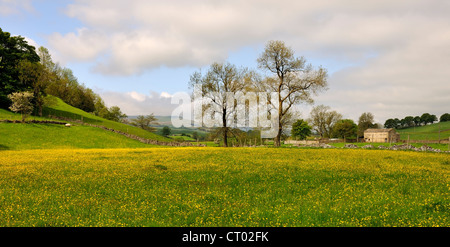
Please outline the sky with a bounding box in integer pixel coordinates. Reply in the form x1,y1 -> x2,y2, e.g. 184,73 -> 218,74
1,0 -> 449,124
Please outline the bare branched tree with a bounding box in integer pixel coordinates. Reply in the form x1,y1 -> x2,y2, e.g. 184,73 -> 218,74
190,62 -> 250,147
257,40 -> 328,146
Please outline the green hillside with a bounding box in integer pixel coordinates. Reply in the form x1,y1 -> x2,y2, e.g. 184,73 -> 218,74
397,121 -> 450,141
0,96 -> 172,149
0,123 -> 160,150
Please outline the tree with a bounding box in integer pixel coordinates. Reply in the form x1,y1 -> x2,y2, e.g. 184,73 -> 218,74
37,46 -> 56,72
7,91 -> 34,122
93,96 -> 110,118
332,119 -> 357,140
309,105 -> 342,138
402,116 -> 415,128
420,113 -> 437,125
357,112 -> 377,137
384,118 -> 397,129
44,64 -> 97,113
190,62 -> 249,147
257,40 -> 328,146
0,28 -> 40,108
192,131 -> 199,141
16,60 -> 52,116
162,126 -> 171,137
291,119 -> 312,140
131,114 -> 158,132
430,114 -> 438,124
440,113 -> 450,122
105,106 -> 127,122
413,116 -> 421,126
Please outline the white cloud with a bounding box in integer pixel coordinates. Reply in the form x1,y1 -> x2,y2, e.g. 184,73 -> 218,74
126,91 -> 146,102
49,0 -> 450,73
45,0 -> 450,122
0,0 -> 33,16
160,92 -> 172,99
47,28 -> 109,63
101,91 -> 178,116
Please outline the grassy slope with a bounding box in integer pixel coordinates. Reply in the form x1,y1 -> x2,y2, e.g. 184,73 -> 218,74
397,121 -> 450,141
0,96 -> 171,149
0,123 -> 161,150
42,97 -> 171,142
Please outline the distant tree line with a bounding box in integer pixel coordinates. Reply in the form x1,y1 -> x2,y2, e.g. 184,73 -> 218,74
384,113 -> 449,129
290,106 -> 377,141
0,27 -> 126,123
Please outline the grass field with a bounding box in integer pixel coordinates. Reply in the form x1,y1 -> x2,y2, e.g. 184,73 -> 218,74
0,148 -> 448,227
0,96 -> 172,143
397,121 -> 450,141
0,123 -> 161,150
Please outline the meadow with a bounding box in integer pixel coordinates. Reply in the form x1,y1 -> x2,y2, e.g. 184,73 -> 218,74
397,121 -> 450,141
0,148 -> 448,227
0,97 -> 171,143
0,123 -> 157,150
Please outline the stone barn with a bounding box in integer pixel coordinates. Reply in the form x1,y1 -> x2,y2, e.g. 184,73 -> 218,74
364,128 -> 400,143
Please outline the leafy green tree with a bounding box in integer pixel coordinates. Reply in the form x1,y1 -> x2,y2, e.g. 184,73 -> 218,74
105,106 -> 127,122
17,60 -> 52,116
162,126 -> 171,137
332,119 -> 357,139
384,118 -> 397,129
7,91 -> 34,122
402,116 -> 415,128
440,113 -> 450,122
413,116 -> 421,126
291,119 -> 312,140
192,131 -> 199,141
420,113 -> 437,125
37,46 -> 56,72
93,96 -> 110,117
131,114 -> 158,132
0,28 -> 40,108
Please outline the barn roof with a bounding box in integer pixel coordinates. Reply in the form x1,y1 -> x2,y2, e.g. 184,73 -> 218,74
364,128 -> 395,133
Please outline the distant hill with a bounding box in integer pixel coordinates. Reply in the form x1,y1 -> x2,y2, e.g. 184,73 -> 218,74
154,116 -> 173,126
397,121 -> 450,141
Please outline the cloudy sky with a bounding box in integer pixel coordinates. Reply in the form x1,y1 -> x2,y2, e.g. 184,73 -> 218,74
1,0 -> 449,123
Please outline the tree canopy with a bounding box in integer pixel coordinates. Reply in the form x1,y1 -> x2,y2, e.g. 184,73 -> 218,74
1,27 -> 127,123
0,28 -> 40,108
291,119 -> 312,140
332,119 -> 357,139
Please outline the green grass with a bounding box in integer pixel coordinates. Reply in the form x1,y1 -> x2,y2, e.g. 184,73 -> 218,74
169,134 -> 196,141
0,95 -> 174,149
0,148 -> 448,227
0,123 -> 161,150
330,142 -> 449,150
397,121 -> 450,141
42,97 -> 171,142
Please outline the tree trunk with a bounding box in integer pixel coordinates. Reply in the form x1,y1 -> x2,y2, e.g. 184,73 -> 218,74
38,102 -> 43,117
274,96 -> 283,147
223,127 -> 228,147
275,128 -> 282,147
222,108 -> 228,147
